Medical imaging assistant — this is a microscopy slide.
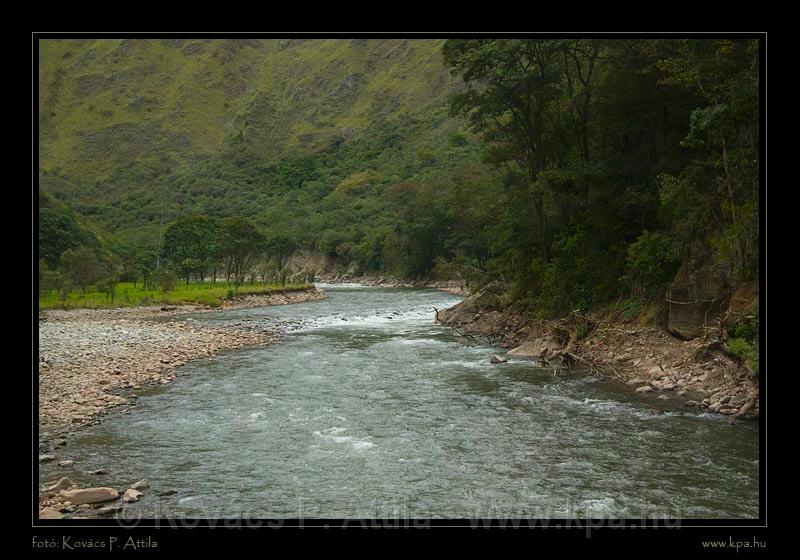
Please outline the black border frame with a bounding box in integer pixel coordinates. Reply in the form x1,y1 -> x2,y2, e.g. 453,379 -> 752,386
31,30 -> 767,551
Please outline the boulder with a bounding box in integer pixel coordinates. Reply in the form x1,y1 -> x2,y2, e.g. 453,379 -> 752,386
123,489 -> 144,503
41,477 -> 73,497
97,504 -> 123,515
490,355 -> 507,364
129,479 -> 149,491
635,386 -> 653,394
39,454 -> 56,463
667,259 -> 730,340
39,507 -> 64,519
507,337 -> 562,360
59,487 -> 119,505
436,281 -> 505,324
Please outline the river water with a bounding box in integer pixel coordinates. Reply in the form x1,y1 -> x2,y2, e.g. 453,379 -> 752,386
44,284 -> 759,519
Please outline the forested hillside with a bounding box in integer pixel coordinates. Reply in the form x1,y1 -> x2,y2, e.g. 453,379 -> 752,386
39,39 -> 478,249
38,38 -> 760,338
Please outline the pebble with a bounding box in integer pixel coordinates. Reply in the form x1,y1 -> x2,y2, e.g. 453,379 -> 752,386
37,291 -> 323,429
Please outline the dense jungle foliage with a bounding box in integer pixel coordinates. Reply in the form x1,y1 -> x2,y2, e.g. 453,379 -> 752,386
38,38 -> 760,317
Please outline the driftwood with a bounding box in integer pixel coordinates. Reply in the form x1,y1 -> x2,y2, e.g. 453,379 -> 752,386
435,307 -> 477,342
538,310 -> 614,376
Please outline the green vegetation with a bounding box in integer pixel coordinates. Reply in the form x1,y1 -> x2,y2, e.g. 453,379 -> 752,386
441,39 -> 759,317
39,281 -> 312,309
727,337 -> 759,375
38,38 -> 760,327
727,306 -> 760,373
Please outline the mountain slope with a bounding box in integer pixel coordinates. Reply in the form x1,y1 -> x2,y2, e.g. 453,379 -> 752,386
38,38 -> 475,243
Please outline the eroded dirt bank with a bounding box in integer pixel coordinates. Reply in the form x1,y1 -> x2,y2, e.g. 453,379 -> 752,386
436,283 -> 760,420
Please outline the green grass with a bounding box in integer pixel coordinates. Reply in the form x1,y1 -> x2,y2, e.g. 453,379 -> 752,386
38,281 -> 313,310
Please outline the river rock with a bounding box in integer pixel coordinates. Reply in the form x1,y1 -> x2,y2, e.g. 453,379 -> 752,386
41,477 -> 73,497
89,468 -> 108,475
490,355 -> 507,364
635,385 -> 653,393
57,460 -> 74,467
507,337 -> 561,359
39,507 -> 64,519
130,479 -> 149,491
667,260 -> 729,340
59,487 -> 119,505
97,504 -> 123,515
39,454 -> 56,463
123,489 -> 144,503
59,502 -> 76,513
436,281 -> 504,324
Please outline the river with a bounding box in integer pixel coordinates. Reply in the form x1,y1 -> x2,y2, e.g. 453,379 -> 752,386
41,283 -> 759,519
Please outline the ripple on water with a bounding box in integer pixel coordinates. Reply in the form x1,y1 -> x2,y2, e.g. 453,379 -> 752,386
50,285 -> 759,519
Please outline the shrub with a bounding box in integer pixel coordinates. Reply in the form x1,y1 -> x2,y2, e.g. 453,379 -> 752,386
620,296 -> 646,320
730,322 -> 754,341
157,269 -> 177,294
728,337 -> 759,375
625,231 -> 680,294
575,320 -> 590,340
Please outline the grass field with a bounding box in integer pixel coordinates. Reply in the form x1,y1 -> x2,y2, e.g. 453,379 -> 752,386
38,281 -> 314,310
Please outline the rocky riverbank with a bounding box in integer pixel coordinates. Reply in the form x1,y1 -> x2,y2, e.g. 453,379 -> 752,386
38,287 -> 325,430
37,286 -> 325,519
316,273 -> 469,296
436,282 -> 760,421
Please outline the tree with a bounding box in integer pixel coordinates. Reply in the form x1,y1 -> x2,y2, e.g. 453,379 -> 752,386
95,276 -> 119,303
264,235 -> 298,286
654,39 -> 760,278
135,249 -> 159,290
163,216 -> 218,284
218,216 -> 265,286
39,260 -> 61,297
60,247 -> 104,294
38,192 -> 100,268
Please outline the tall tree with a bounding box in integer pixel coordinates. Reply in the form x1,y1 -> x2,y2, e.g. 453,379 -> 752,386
264,235 -> 298,286
218,216 -> 265,286
162,216 -> 218,284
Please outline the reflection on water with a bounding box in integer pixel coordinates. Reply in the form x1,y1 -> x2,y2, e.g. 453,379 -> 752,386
41,283 -> 759,519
